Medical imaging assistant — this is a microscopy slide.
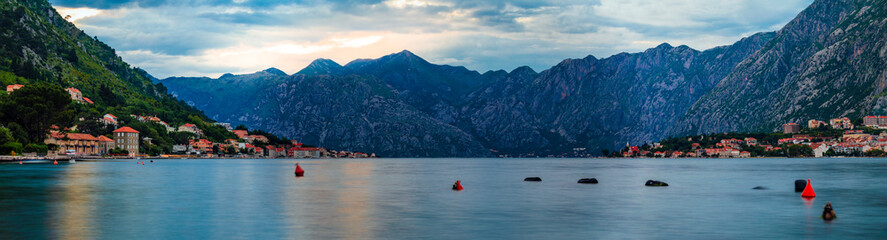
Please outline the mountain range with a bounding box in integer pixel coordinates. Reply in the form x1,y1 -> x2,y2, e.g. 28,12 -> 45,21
160,0 -> 887,157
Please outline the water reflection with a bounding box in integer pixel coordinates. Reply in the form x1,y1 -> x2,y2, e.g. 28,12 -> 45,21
52,163 -> 96,239
2,158 -> 887,239
285,160 -> 375,239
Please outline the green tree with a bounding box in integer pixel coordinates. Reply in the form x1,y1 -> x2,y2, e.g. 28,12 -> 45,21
785,144 -> 813,157
865,149 -> 886,157
0,83 -> 74,143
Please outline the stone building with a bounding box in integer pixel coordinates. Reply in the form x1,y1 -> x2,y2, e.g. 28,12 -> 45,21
113,126 -> 140,156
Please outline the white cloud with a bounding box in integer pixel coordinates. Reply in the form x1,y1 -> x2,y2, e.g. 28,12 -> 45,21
55,7 -> 102,22
55,0 -> 814,78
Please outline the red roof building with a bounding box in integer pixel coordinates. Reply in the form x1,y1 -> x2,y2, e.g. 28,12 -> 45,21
232,130 -> 248,139
113,127 -> 140,133
6,84 -> 23,93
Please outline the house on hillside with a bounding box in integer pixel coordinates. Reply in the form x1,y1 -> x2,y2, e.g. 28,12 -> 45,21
244,135 -> 269,144
6,84 -> 23,93
102,114 -> 118,126
830,117 -> 853,129
232,130 -> 248,139
808,119 -> 826,129
178,123 -> 202,135
783,123 -> 800,134
66,88 -> 84,102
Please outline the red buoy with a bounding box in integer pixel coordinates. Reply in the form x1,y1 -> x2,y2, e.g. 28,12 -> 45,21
295,164 -> 305,177
19,161 -> 23,164
452,180 -> 464,191
801,179 -> 816,198
53,160 -> 58,165
142,161 -> 145,165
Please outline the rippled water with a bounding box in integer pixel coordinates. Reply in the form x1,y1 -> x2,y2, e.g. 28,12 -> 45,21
1,158 -> 886,239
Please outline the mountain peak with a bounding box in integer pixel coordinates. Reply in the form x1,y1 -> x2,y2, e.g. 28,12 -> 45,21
297,58 -> 344,75
262,67 -> 287,76
509,66 -> 537,76
655,43 -> 673,49
387,49 -> 427,63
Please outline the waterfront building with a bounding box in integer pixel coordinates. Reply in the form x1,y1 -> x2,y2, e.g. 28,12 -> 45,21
97,135 -> 115,155
113,126 -> 140,156
189,139 -> 213,154
45,132 -> 99,155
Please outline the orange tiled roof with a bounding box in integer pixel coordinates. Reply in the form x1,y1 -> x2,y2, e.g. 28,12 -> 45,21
113,126 -> 140,133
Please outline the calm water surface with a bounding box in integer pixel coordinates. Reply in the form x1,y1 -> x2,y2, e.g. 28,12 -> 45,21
1,158 -> 886,239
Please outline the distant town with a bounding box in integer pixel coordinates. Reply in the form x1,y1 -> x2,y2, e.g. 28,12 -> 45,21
4,84 -> 375,159
614,116 -> 887,158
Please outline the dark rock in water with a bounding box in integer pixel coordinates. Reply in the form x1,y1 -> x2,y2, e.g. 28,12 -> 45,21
795,179 -> 806,192
752,186 -> 768,190
577,178 -> 598,184
524,177 -> 542,182
645,180 -> 668,187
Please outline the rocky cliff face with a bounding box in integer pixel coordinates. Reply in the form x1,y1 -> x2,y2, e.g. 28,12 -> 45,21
162,71 -> 490,157
670,0 -> 887,136
457,33 -> 774,155
162,33 -> 771,156
162,0 -> 887,157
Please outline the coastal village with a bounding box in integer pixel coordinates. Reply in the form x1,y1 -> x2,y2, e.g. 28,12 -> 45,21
619,117 -> 887,158
5,84 -> 374,159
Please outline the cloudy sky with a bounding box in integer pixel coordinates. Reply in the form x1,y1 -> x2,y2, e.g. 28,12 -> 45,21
50,0 -> 814,79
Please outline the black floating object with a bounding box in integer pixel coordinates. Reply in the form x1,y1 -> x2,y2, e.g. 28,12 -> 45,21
752,186 -> 768,190
524,177 -> 542,182
794,179 -> 806,192
577,178 -> 598,184
645,180 -> 668,187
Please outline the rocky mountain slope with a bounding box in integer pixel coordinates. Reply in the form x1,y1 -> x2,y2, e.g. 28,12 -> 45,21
670,0 -> 887,136
162,0 -> 886,157
162,33 -> 772,156
161,69 -> 490,157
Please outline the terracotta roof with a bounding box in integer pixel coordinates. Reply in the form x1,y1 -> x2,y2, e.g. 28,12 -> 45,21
181,123 -> 196,128
97,135 -> 114,142
83,97 -> 93,104
66,87 -> 81,93
113,126 -> 140,133
52,133 -> 98,141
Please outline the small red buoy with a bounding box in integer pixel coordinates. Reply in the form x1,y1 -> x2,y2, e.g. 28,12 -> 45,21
53,160 -> 58,165
801,179 -> 816,198
452,180 -> 464,191
19,161 -> 23,164
142,161 -> 145,165
295,163 -> 305,177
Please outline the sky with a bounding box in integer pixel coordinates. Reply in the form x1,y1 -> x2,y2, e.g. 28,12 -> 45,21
49,0 -> 814,79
